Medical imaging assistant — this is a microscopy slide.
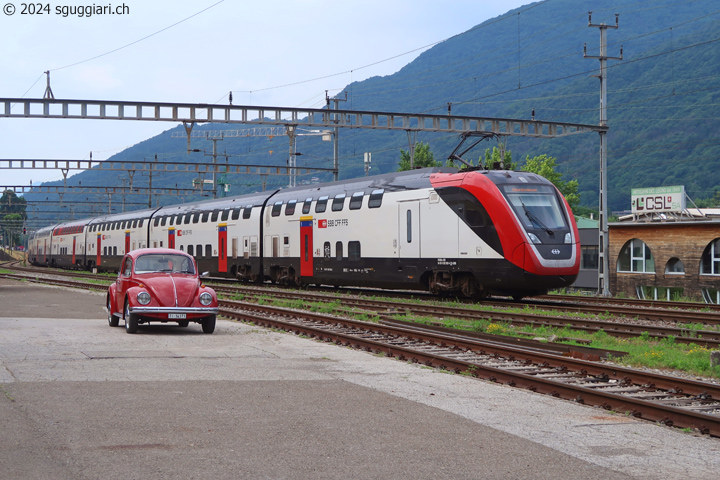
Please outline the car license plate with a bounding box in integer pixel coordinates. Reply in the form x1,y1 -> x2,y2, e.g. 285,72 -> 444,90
169,313 -> 186,319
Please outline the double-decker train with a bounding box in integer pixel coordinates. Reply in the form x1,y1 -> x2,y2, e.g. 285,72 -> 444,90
28,167 -> 580,299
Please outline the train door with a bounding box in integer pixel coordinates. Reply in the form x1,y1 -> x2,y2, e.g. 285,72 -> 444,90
398,202 -> 420,258
125,230 -> 131,254
72,236 -> 76,265
218,223 -> 227,273
300,216 -> 313,277
168,227 -> 175,250
96,234 -> 102,267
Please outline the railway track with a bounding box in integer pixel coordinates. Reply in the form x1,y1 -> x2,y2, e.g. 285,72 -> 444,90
3,268 -> 719,436
218,298 -> 720,437
4,262 -> 720,347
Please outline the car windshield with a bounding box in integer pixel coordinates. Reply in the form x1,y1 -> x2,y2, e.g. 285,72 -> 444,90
134,254 -> 195,274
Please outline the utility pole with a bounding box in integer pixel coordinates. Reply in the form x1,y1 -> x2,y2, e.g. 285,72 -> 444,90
326,91 -> 347,182
584,11 -> 622,297
287,125 -> 296,188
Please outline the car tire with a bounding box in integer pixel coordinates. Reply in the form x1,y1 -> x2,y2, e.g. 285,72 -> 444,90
107,298 -> 119,327
124,300 -> 138,334
201,315 -> 216,334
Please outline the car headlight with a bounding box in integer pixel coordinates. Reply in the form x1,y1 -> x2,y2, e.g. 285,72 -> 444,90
199,292 -> 213,306
528,232 -> 542,244
137,291 -> 151,305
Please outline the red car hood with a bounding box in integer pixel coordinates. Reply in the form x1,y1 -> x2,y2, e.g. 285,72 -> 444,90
143,275 -> 200,307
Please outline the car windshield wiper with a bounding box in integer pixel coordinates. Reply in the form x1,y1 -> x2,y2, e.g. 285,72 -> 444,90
521,200 -> 554,236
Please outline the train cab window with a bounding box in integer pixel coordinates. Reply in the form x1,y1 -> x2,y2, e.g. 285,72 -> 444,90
243,205 -> 253,219
285,200 -> 297,216
205,244 -> 212,257
202,212 -> 209,223
349,192 -> 364,210
187,245 -> 194,256
348,241 -> 361,261
221,209 -> 230,221
271,201 -> 283,217
302,198 -> 313,214
368,189 -> 384,208
336,241 -> 343,261
232,207 -> 241,220
332,194 -> 346,212
315,196 -> 328,213
211,210 -> 219,222
324,242 -> 331,258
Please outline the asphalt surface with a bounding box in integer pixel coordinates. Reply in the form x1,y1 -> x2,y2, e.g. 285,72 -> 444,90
0,278 -> 719,479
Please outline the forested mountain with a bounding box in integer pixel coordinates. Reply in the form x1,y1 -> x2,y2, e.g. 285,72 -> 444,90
25,0 -> 720,221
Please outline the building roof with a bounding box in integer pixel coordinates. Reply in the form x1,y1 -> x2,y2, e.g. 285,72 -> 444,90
575,216 -> 599,229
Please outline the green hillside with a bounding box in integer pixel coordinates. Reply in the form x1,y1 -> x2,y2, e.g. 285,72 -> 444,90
25,0 -> 720,221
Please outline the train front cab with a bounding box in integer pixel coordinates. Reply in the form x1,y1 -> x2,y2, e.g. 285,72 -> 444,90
458,170 -> 580,297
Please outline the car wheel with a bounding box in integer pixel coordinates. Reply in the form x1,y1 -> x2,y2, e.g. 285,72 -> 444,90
107,297 -> 119,327
201,315 -> 216,334
177,320 -> 189,328
124,300 -> 138,334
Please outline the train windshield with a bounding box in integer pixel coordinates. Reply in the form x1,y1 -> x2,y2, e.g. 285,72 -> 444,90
501,185 -> 568,233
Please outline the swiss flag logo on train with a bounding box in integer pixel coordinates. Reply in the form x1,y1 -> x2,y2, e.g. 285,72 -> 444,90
318,219 -> 327,228
177,231 -> 182,236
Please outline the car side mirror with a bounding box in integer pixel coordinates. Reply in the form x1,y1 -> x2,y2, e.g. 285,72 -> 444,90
201,271 -> 210,278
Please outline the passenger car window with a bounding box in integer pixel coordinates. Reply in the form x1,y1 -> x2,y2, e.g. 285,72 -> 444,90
243,205 -> 253,220
272,201 -> 283,217
285,200 -> 297,216
349,192 -> 364,210
368,189 -> 384,208
315,196 -> 328,213
302,198 -> 313,214
348,241 -> 360,261
332,194 -> 346,212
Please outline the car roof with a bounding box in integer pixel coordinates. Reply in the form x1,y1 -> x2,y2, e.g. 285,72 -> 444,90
125,248 -> 193,259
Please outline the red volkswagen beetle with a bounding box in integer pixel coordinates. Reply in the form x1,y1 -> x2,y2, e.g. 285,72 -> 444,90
106,248 -> 219,334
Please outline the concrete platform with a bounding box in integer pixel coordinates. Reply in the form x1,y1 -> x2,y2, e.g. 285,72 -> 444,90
0,278 -> 718,479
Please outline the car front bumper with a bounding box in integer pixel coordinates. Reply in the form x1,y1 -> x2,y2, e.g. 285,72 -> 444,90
129,306 -> 219,315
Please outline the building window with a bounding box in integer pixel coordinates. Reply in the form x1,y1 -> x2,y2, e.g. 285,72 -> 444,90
637,286 -> 683,301
702,288 -> 720,304
617,239 -> 655,273
581,245 -> 599,270
665,258 -> 685,275
700,238 -> 720,275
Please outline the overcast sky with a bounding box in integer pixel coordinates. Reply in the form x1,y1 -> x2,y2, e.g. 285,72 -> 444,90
1,0 -> 530,188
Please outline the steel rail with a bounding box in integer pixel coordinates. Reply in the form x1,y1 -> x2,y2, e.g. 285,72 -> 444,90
218,299 -> 720,436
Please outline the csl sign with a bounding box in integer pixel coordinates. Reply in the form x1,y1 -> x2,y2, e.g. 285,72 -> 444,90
631,186 -> 685,214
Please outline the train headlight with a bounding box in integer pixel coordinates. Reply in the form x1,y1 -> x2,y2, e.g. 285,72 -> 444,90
564,233 -> 572,244
137,291 -> 151,305
528,233 -> 542,244
199,292 -> 213,306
